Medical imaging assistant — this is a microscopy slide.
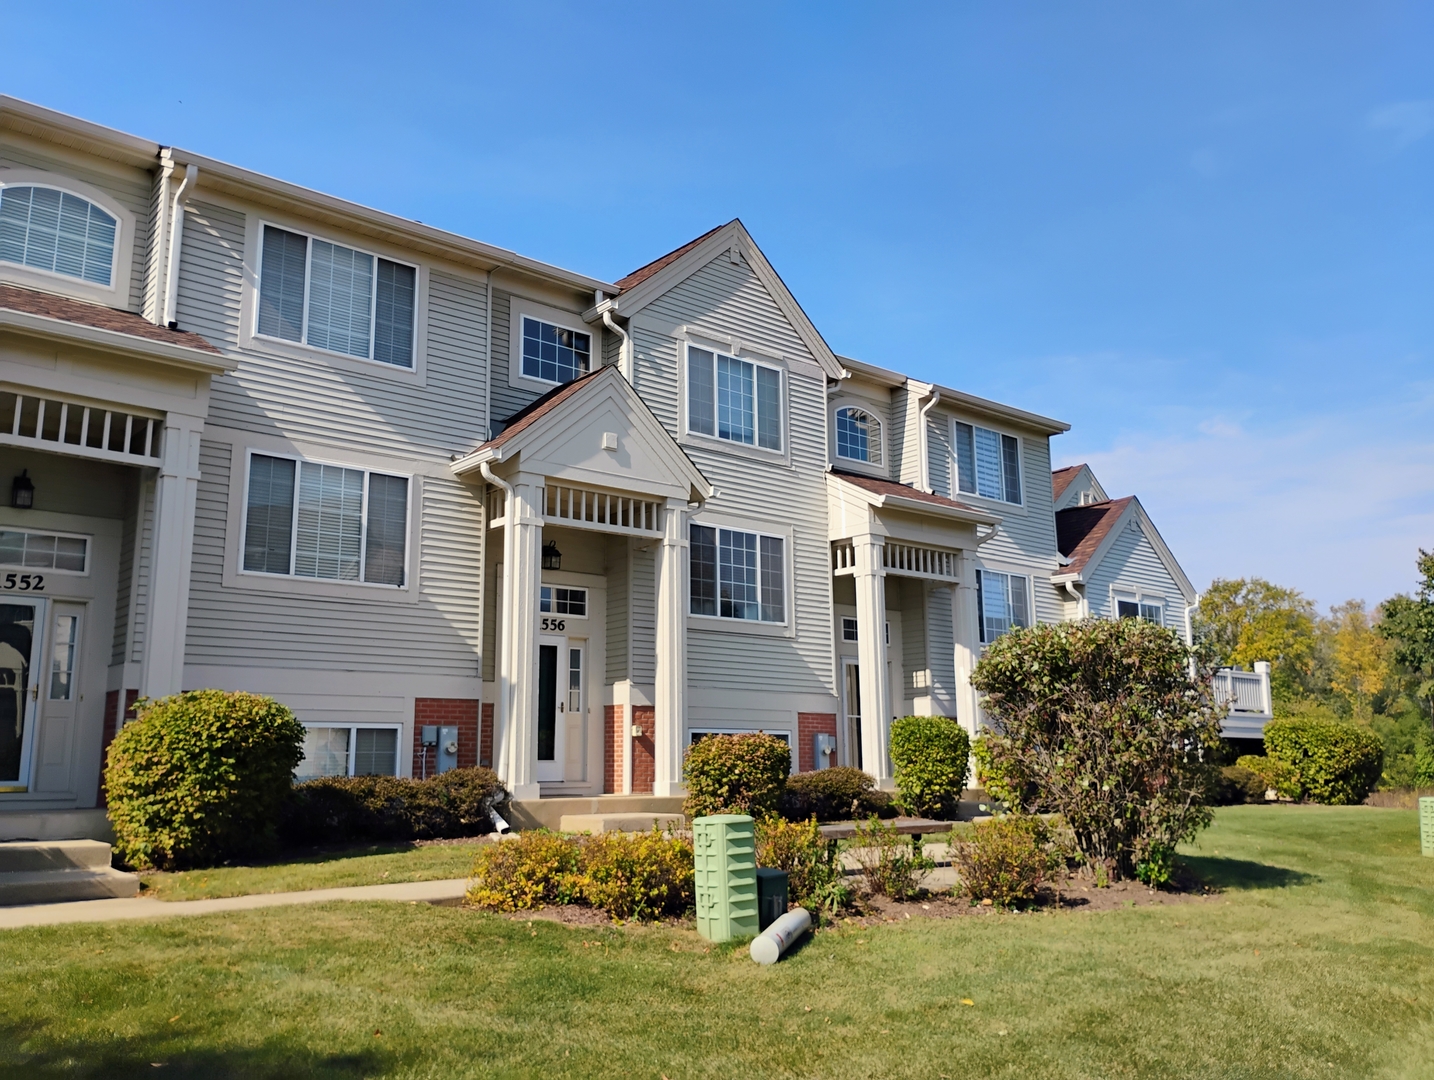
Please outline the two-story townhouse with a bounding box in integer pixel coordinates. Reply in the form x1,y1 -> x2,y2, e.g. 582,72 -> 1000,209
0,97 -> 1205,843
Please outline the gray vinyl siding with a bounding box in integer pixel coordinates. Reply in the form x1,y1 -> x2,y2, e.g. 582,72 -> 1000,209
427,269 -> 489,455
141,173 -> 163,323
111,492 -> 137,666
890,388 -> 916,485
897,580 -> 927,699
605,536 -> 629,684
926,412 -> 951,499
630,544 -> 655,685
0,143 -> 152,312
1084,524 -> 1186,628
185,440 -> 484,672
128,481 -> 155,663
174,201 -> 244,346
487,289 -> 523,423
636,254 -> 835,696
926,586 -> 957,705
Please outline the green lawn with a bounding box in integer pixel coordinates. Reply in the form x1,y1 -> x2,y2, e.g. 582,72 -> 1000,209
138,841 -> 487,901
4,805 -> 1433,1079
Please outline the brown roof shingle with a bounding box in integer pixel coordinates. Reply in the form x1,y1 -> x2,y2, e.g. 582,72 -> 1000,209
1051,464 -> 1085,502
0,284 -> 221,354
614,222 -> 732,292
1055,496 -> 1134,574
479,366 -> 609,451
831,470 -> 987,515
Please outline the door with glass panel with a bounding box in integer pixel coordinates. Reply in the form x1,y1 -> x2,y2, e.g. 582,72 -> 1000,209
536,635 -> 584,782
34,603 -> 83,792
842,658 -> 862,770
0,598 -> 46,792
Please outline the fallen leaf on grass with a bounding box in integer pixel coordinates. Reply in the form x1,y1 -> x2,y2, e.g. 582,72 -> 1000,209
961,999 -> 975,1006
167,1015 -> 179,1023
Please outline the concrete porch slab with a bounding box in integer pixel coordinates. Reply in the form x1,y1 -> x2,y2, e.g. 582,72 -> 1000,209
0,809 -> 113,842
558,812 -> 686,834
509,795 -> 685,831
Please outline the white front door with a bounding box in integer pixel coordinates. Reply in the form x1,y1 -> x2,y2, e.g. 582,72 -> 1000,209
35,602 -> 83,792
0,596 -> 46,792
536,633 -> 586,783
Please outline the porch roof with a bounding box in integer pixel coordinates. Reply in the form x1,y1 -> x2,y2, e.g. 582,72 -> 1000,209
829,469 -> 1001,527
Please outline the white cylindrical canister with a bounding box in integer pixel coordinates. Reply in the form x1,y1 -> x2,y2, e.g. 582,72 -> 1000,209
749,907 -> 813,965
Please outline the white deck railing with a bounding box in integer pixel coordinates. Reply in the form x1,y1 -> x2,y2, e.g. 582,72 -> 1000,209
0,389 -> 163,467
1214,662 -> 1273,739
831,540 -> 960,582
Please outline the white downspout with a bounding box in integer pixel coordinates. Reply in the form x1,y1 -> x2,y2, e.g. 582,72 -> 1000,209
162,164 -> 198,329
602,308 -> 631,382
480,461 -> 515,785
918,387 -> 941,493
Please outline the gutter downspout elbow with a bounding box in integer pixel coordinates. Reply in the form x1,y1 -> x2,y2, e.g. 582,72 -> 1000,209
918,388 -> 941,493
480,461 -> 516,784
163,164 -> 198,329
602,309 -> 631,382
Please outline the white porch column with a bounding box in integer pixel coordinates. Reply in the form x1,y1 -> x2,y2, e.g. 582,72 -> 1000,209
652,498 -> 689,797
952,552 -> 982,741
138,419 -> 203,699
497,474 -> 544,800
852,533 -> 893,787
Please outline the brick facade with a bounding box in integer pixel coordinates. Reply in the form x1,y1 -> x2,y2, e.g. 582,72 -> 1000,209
412,698 -> 479,778
97,688 -> 139,805
480,702 -> 493,768
631,705 -> 656,794
603,704 -> 624,794
796,712 -> 839,772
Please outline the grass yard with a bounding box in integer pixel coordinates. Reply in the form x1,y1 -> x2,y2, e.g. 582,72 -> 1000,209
3,805 -> 1433,1079
137,841 -> 488,901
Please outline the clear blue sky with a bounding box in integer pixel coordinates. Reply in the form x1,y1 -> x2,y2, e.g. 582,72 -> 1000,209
7,2 -> 1431,611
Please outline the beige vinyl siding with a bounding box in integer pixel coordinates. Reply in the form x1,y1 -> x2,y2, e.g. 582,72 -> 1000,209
141,172 -> 164,323
925,585 -> 957,704
185,440 -> 484,672
630,544 -> 656,685
174,201 -> 244,345
128,480 -> 155,663
896,579 -> 927,699
486,289 -> 521,423
637,254 -> 835,697
926,412 -> 952,499
111,488 -> 137,666
890,387 -> 917,485
0,143 -> 151,312
1083,523 -> 1187,628
605,535 -> 630,684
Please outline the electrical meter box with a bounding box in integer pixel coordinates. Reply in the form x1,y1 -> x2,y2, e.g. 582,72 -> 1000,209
693,814 -> 759,942
436,725 -> 459,773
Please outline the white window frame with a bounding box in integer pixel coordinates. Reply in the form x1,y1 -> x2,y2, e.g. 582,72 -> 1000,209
0,527 -> 91,577
681,341 -> 787,459
248,218 -> 422,372
840,616 -> 859,642
0,172 -> 132,304
507,296 -> 598,393
237,447 -> 414,591
296,722 -> 403,780
950,416 -> 1025,508
539,584 -> 589,619
976,567 -> 1032,644
1112,587 -> 1167,626
517,315 -> 594,387
832,401 -> 884,469
686,511 -> 795,637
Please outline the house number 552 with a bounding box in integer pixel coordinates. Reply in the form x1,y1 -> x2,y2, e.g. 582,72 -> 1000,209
540,618 -> 566,632
2,573 -> 44,591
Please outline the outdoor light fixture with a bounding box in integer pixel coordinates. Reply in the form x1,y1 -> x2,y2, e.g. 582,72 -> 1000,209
541,541 -> 561,571
10,470 -> 33,510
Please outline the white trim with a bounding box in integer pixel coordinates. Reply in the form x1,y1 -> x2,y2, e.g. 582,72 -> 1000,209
686,509 -> 795,636
831,399 -> 885,471
949,414 -> 1026,510
295,721 -> 403,780
975,566 -> 1032,645
240,215 -> 427,381
679,340 -> 789,463
506,296 -> 597,394
0,171 -> 131,304
0,525 -> 91,577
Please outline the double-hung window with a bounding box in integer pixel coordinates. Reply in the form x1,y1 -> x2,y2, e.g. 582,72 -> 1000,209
687,346 -> 782,451
835,407 -> 882,465
954,422 -> 1022,503
977,569 -> 1030,643
256,224 -> 417,367
0,185 -> 117,286
243,453 -> 409,587
521,316 -> 590,384
690,524 -> 785,623
1117,598 -> 1164,625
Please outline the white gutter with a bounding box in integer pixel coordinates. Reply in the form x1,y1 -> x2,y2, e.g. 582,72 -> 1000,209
1184,597 -> 1199,647
602,308 -> 631,382
480,461 -> 515,783
162,164 -> 198,329
918,386 -> 941,493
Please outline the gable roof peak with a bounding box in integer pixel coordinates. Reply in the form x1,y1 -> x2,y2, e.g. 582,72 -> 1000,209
614,220 -> 739,292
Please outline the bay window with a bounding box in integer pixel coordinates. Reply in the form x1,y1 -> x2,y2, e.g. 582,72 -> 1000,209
690,524 -> 785,622
687,345 -> 782,451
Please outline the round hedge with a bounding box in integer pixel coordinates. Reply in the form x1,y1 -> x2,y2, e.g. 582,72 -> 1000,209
105,690 -> 305,869
1262,717 -> 1384,805
681,733 -> 791,820
889,715 -> 970,819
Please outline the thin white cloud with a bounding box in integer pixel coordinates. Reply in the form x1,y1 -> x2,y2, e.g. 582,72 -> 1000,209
1368,100 -> 1434,147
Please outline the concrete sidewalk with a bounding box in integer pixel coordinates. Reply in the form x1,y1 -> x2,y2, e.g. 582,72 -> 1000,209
0,877 -> 472,929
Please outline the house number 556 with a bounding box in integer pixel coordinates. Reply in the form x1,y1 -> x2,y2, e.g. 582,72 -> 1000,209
540,618 -> 566,632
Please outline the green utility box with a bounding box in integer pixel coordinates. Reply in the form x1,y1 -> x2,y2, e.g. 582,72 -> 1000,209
756,868 -> 789,930
1421,798 -> 1434,858
693,814 -> 759,942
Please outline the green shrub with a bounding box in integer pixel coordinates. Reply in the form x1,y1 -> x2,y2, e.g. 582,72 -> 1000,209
281,768 -> 509,846
781,766 -> 893,822
755,815 -> 852,914
1135,843 -> 1175,888
468,827 -> 693,920
1263,718 -> 1384,805
1235,755 -> 1300,800
850,816 -> 933,900
889,716 -> 971,819
951,815 -> 1056,907
1213,765 -> 1266,805
105,690 -> 305,870
682,733 -> 791,819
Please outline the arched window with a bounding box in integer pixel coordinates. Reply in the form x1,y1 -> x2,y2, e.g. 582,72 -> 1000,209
0,186 -> 118,286
835,406 -> 882,465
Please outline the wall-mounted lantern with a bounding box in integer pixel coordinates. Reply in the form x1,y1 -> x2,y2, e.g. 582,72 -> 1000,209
10,470 -> 34,510
541,541 -> 562,571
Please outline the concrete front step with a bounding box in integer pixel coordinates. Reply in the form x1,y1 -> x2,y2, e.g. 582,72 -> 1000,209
558,812 -> 686,834
509,795 -> 685,831
0,840 -> 139,906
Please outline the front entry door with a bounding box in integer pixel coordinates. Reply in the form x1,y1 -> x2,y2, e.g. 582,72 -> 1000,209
536,634 -> 585,783
35,603 -> 83,792
0,598 -> 46,792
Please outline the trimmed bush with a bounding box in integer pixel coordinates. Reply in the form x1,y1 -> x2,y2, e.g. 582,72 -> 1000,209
1213,765 -> 1267,805
1263,718 -> 1384,805
1235,755 -> 1300,800
781,766 -> 893,822
682,733 -> 791,819
105,690 -> 305,870
951,815 -> 1057,908
468,827 -> 693,921
281,768 -> 509,846
890,716 -> 970,819
755,815 -> 852,914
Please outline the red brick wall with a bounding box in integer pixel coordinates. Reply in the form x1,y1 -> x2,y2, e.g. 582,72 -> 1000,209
797,712 -> 839,772
604,704 -> 623,794
412,698 -> 479,778
480,703 -> 493,768
97,689 -> 139,805
631,705 -> 656,794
